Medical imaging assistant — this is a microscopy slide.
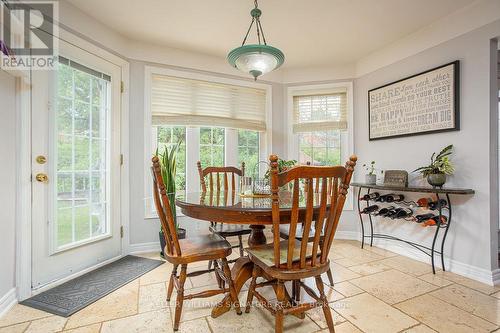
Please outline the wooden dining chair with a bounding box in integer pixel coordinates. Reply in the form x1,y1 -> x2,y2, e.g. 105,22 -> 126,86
152,156 -> 242,331
245,154 -> 356,333
197,161 -> 252,270
279,162 -> 334,287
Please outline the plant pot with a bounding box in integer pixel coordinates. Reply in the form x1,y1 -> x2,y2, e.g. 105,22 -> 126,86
427,173 -> 446,187
159,231 -> 166,258
365,174 -> 377,185
159,228 -> 187,258
177,227 -> 186,240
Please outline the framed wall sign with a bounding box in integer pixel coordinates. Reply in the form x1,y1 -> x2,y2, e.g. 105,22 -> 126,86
368,61 -> 459,140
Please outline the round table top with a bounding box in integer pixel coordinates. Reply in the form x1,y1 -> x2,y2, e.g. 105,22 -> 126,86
175,191 -> 329,225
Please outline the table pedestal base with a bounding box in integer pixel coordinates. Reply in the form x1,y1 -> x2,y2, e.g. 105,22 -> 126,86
211,257 -> 253,318
248,225 -> 266,247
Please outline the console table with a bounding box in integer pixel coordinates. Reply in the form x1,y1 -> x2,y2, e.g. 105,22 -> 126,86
351,183 -> 474,273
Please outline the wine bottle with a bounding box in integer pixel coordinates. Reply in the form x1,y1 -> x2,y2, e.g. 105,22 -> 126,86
428,199 -> 448,210
422,215 -> 448,226
376,194 -> 390,202
375,206 -> 394,216
384,207 -> 401,218
416,197 -> 432,207
415,213 -> 435,223
385,194 -> 405,202
362,192 -> 380,201
361,205 -> 379,214
394,208 -> 413,219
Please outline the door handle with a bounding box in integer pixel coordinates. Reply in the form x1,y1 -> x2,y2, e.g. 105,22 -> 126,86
35,173 -> 49,183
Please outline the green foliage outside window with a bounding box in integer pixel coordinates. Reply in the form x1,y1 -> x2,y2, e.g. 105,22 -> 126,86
200,127 -> 225,167
156,126 -> 186,192
238,129 -> 259,176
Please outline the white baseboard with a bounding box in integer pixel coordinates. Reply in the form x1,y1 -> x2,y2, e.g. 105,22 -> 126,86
128,242 -> 161,254
335,231 -> 499,286
0,288 -> 17,319
492,269 -> 500,286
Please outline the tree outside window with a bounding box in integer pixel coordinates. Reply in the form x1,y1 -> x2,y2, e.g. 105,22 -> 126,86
200,127 -> 225,167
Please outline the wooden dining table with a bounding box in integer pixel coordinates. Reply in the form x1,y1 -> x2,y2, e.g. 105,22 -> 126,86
176,190 -> 329,318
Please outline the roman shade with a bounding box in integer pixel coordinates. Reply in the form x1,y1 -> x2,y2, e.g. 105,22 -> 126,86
151,74 -> 267,131
292,89 -> 348,133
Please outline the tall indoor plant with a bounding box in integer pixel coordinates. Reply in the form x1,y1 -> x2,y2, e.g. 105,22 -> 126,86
155,141 -> 186,257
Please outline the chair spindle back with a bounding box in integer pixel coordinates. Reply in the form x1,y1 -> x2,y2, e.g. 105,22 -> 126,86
197,161 -> 245,193
269,154 -> 357,269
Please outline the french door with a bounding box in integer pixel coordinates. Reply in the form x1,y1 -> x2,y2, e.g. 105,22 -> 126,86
31,38 -> 122,288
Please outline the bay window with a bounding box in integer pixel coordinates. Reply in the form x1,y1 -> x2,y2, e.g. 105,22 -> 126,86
145,67 -> 270,217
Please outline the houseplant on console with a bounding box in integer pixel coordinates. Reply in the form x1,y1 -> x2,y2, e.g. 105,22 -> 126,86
155,141 -> 186,258
413,144 -> 454,187
362,161 -> 382,185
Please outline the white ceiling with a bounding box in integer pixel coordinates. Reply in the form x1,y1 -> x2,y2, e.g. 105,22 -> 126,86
66,0 -> 475,69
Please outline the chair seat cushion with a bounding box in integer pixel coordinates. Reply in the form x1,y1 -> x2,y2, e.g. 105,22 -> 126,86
279,224 -> 324,241
245,239 -> 314,268
209,224 -> 252,236
164,233 -> 232,264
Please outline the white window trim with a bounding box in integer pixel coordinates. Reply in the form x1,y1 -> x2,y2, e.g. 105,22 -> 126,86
286,82 -> 354,210
144,66 -> 272,219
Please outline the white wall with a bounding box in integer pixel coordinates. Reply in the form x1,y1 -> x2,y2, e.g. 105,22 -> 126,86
332,19 -> 500,283
0,70 -> 17,308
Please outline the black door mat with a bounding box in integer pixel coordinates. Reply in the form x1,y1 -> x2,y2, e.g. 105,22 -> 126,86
21,255 -> 164,317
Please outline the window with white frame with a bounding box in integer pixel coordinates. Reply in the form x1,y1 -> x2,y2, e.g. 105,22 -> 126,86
292,90 -> 348,166
146,70 -> 269,216
288,84 -> 353,208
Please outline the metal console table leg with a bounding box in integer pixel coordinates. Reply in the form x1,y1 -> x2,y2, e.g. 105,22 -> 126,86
354,186 -> 460,274
357,187 -> 366,249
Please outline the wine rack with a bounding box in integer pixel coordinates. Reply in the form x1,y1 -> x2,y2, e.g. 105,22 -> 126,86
351,183 -> 474,274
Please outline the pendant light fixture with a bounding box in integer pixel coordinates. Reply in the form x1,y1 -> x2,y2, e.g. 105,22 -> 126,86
228,0 -> 284,80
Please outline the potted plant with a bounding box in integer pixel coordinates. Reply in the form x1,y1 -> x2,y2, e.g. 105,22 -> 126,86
264,158 -> 297,178
362,161 -> 381,185
155,141 -> 186,258
413,145 -> 454,187
263,158 -> 297,192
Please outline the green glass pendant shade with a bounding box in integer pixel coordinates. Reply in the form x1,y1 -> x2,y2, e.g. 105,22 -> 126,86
228,44 -> 285,80
228,0 -> 284,80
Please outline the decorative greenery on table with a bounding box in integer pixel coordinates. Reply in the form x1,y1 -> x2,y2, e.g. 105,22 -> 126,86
413,145 -> 454,177
264,158 -> 297,178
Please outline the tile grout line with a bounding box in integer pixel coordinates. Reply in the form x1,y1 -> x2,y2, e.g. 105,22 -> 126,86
204,316 -> 214,333
335,291 -> 424,331
423,291 -> 500,328
390,288 -> 499,331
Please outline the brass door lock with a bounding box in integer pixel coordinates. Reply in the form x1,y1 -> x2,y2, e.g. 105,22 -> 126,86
36,155 -> 47,164
35,173 -> 49,183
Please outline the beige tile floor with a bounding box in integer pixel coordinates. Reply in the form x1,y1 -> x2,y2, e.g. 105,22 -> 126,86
1,239 -> 499,333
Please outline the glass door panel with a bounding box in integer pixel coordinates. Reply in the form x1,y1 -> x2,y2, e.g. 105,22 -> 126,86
54,58 -> 111,250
